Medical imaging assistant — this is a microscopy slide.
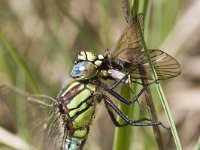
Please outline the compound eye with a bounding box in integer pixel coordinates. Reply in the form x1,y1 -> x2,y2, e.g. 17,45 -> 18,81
70,61 -> 98,80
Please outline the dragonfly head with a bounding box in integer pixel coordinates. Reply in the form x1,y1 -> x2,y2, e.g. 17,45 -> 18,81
71,51 -> 105,80
70,61 -> 98,80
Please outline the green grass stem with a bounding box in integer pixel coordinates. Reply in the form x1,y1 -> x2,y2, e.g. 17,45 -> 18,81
0,30 -> 39,93
195,136 -> 200,150
113,1 -> 139,150
136,6 -> 183,150
112,85 -> 135,150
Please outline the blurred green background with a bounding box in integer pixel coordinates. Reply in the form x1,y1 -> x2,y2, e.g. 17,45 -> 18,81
0,0 -> 200,150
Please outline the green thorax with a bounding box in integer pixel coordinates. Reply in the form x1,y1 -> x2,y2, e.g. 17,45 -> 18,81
57,80 -> 97,149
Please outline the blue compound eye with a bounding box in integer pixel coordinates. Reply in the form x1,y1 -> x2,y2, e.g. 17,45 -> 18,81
70,61 -> 98,80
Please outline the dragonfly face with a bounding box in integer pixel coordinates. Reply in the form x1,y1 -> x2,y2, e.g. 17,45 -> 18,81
70,51 -> 106,80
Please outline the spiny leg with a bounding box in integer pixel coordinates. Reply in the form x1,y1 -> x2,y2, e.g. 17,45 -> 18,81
108,72 -> 143,108
103,95 -> 168,129
108,66 -> 158,90
99,80 -> 158,105
109,71 -> 131,90
104,100 -> 151,127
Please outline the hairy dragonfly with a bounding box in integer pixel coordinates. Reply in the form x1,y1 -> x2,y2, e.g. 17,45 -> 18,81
0,13 -> 181,150
0,79 -> 166,150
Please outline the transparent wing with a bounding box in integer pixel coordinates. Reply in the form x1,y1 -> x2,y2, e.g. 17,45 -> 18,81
28,95 -> 62,150
0,84 -> 62,150
126,49 -> 181,80
109,13 -> 144,63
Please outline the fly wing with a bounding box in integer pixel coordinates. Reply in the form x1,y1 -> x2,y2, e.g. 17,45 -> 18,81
127,49 -> 181,80
109,13 -> 144,64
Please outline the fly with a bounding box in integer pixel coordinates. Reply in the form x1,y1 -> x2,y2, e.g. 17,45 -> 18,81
70,13 -> 181,102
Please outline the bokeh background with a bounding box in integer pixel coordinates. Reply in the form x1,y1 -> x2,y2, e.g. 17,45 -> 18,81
0,0 -> 200,150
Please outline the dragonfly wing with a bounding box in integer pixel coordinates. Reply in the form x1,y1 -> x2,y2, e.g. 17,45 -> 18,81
0,85 -> 61,150
29,96 -> 61,150
129,49 -> 181,80
109,13 -> 144,65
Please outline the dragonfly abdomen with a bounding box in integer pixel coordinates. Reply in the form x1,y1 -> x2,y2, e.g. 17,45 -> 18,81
64,136 -> 86,150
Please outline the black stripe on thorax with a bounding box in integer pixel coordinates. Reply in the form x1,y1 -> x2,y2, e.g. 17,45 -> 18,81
71,103 -> 93,122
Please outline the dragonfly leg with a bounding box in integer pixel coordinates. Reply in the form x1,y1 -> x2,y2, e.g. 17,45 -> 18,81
104,96 -> 168,129
94,81 -> 135,105
109,71 -> 131,90
109,68 -> 158,90
107,74 -> 158,107
95,79 -> 157,105
103,85 -> 143,105
105,102 -> 151,127
131,79 -> 159,103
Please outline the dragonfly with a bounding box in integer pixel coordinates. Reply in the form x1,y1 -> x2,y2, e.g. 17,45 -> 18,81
52,13 -> 181,149
0,13 -> 181,150
0,80 -> 166,150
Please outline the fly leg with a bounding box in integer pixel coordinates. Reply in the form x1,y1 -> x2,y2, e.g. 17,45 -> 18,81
131,79 -> 159,104
104,95 -> 168,129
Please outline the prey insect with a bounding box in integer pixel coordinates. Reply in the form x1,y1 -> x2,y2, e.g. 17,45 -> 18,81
70,13 -> 181,105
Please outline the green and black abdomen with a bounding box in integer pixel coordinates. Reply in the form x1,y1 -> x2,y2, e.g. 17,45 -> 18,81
57,81 -> 97,150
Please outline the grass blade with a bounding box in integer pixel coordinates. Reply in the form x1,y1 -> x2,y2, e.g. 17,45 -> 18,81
136,7 -> 183,150
195,136 -> 200,150
0,30 -> 39,93
113,1 -> 139,150
113,85 -> 137,150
